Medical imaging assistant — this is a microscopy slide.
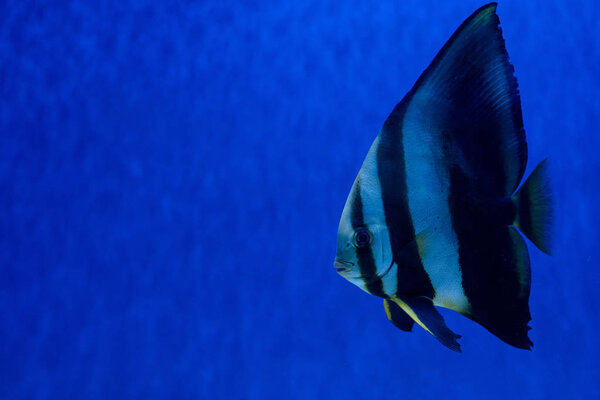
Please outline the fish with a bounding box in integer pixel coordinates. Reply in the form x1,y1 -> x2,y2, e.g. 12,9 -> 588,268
334,3 -> 553,352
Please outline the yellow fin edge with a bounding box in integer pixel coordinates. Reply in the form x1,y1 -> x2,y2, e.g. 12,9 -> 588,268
392,298 -> 433,336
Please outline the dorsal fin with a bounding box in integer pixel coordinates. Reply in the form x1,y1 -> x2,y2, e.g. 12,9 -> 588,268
399,2 -> 527,198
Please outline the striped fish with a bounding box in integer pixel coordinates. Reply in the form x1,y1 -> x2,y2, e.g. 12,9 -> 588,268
334,3 -> 553,352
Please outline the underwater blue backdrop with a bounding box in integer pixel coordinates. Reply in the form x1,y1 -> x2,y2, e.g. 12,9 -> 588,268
1,0 -> 599,398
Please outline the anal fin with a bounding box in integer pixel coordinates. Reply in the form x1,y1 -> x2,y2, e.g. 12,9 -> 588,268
384,299 -> 414,332
459,226 -> 534,350
394,296 -> 462,352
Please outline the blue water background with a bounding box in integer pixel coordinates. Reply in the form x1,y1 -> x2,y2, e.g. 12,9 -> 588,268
1,1 -> 599,398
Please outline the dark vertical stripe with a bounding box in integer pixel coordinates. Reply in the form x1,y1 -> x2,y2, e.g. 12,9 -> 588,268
350,184 -> 385,297
436,14 -> 533,346
377,98 -> 435,299
448,166 -> 532,349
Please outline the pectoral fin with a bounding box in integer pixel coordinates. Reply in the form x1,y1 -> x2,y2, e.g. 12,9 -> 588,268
394,296 -> 462,352
383,299 -> 414,332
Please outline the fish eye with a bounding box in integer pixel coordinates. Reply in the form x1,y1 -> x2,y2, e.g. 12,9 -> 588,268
353,228 -> 372,248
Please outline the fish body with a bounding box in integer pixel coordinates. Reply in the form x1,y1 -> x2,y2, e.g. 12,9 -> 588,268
334,3 -> 552,352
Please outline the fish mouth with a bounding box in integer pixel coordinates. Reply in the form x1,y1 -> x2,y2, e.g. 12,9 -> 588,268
334,259 -> 354,273
334,258 -> 395,281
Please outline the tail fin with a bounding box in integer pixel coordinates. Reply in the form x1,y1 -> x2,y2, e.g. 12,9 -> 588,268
512,159 -> 553,255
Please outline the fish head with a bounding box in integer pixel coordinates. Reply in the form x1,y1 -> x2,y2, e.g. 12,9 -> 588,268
334,170 -> 395,293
